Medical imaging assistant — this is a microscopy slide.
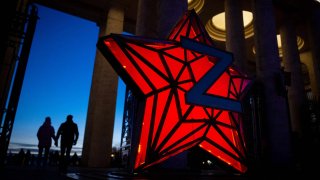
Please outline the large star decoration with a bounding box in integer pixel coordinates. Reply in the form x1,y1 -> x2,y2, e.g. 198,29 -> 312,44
97,10 -> 251,173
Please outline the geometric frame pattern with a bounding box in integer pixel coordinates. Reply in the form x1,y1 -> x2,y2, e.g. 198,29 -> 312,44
97,10 -> 251,173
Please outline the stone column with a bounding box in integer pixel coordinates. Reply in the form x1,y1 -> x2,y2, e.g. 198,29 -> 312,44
135,0 -> 158,37
157,0 -> 188,39
280,14 -> 306,136
300,52 -> 315,91
251,0 -> 293,173
307,6 -> 320,97
136,0 -> 187,39
225,0 -> 247,72
82,6 -> 124,167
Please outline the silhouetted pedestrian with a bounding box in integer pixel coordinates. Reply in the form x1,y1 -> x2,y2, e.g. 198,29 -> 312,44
24,150 -> 31,166
37,116 -> 56,167
16,148 -> 25,166
55,114 -> 79,173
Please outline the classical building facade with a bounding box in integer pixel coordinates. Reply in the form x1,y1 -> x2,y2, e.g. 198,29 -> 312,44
1,0 -> 320,174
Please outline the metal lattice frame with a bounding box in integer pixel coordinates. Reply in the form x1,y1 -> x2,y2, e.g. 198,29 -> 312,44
0,4 -> 38,166
120,87 -> 136,168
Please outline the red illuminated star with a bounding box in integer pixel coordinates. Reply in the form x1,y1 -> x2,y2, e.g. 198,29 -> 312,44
97,10 -> 251,173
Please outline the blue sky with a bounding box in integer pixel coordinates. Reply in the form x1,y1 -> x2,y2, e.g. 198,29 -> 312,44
9,4 -> 126,153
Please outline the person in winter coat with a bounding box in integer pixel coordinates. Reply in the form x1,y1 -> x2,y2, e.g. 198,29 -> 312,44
55,114 -> 79,173
37,116 -> 55,166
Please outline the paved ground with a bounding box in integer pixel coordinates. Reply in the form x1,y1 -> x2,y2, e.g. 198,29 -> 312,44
0,165 -> 249,180
1,164 -> 318,180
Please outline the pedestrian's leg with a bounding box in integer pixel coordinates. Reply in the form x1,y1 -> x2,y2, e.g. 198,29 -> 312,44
59,145 -> 67,173
66,145 -> 72,163
63,145 -> 72,171
38,147 -> 43,166
43,147 -> 49,166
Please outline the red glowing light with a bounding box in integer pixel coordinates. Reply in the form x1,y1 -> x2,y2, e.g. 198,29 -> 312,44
97,10 -> 251,173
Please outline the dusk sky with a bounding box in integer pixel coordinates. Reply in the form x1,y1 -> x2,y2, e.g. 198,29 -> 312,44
9,4 -> 126,154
